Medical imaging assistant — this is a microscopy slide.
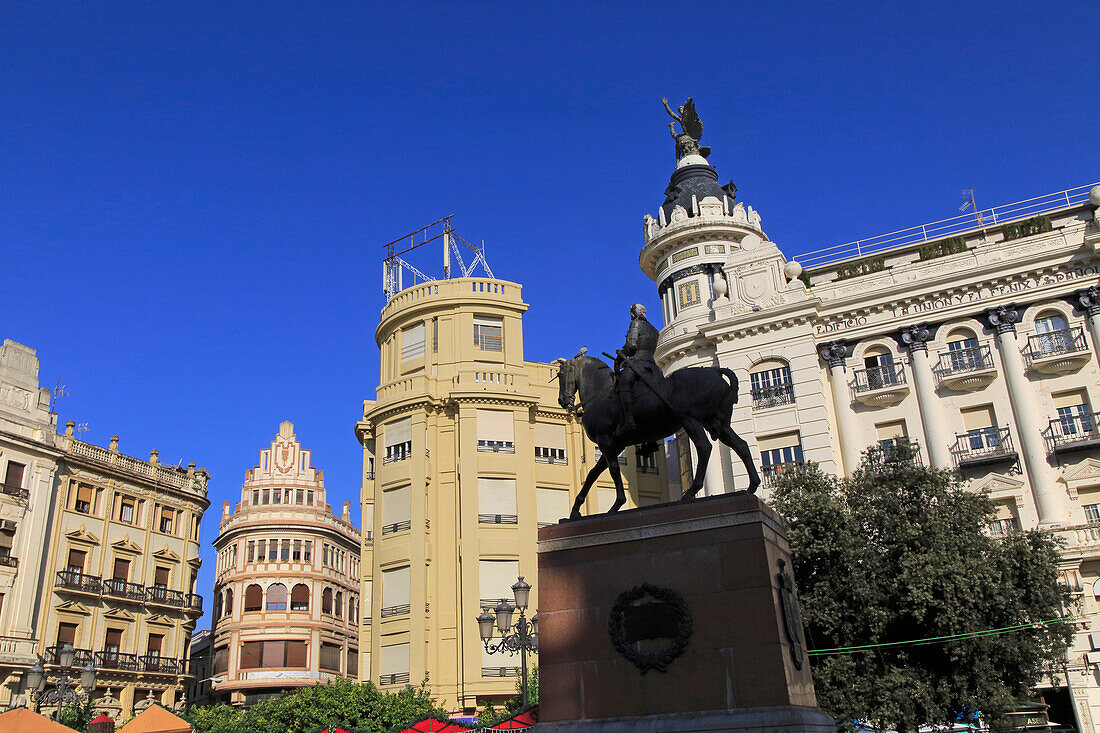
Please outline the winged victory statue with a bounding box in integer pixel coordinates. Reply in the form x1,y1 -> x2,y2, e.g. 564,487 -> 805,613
662,97 -> 711,162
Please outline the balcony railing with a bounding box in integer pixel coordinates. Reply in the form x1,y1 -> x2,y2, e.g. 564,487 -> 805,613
141,654 -> 183,675
751,383 -> 795,410
96,650 -> 141,672
478,514 -> 518,525
951,427 -> 1017,468
379,672 -> 410,686
0,555 -> 18,569
46,645 -> 95,667
1046,412 -> 1100,453
534,448 -> 567,465
55,570 -> 103,594
381,520 -> 412,536
0,483 -> 29,500
936,346 -> 995,377
851,363 -> 907,393
482,667 -> 520,677
761,461 -> 806,487
56,572 -> 201,612
1025,327 -> 1089,364
380,604 -> 410,618
477,440 -> 515,453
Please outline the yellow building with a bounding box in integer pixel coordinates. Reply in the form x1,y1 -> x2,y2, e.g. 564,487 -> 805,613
0,339 -> 210,720
209,421 -> 361,705
356,276 -> 669,713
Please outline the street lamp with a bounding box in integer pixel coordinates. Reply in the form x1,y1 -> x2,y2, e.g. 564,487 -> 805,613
27,644 -> 97,718
477,576 -> 538,710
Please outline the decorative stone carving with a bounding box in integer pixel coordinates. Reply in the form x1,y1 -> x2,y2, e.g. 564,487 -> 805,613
899,323 -> 933,352
984,304 -> 1021,334
607,583 -> 693,673
669,205 -> 688,223
818,340 -> 849,367
1077,284 -> 1100,317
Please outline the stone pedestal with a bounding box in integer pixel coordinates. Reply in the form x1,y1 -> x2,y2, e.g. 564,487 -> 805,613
537,492 -> 833,733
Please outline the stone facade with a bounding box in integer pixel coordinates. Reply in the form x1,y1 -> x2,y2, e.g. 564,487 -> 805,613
209,422 -> 361,705
0,339 -> 210,720
357,277 -> 670,713
640,152 -> 1100,729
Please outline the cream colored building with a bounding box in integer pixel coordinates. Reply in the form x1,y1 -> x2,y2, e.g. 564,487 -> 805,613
356,276 -> 669,712
210,421 -> 361,705
639,144 -> 1100,728
0,339 -> 210,719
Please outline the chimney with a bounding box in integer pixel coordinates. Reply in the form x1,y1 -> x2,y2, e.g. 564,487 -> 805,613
342,501 -> 351,522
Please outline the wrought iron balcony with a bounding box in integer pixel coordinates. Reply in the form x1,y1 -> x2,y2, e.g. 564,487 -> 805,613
0,483 -> 28,500
141,654 -> 183,675
851,363 -> 909,406
1046,412 -> 1100,453
380,604 -> 410,618
55,570 -> 103,595
146,586 -> 186,608
381,520 -> 412,536
751,383 -> 795,410
761,461 -> 806,487
46,645 -> 94,667
103,578 -> 146,602
96,650 -> 141,671
1025,328 -> 1091,374
478,514 -> 518,525
379,672 -> 410,685
935,346 -> 998,391
951,427 -> 1018,468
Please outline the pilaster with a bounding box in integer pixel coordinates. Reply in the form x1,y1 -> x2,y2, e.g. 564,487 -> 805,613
899,324 -> 952,469
818,340 -> 862,475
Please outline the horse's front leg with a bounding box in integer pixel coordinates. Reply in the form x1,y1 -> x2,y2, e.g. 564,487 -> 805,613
605,450 -> 628,513
570,455 -> 608,519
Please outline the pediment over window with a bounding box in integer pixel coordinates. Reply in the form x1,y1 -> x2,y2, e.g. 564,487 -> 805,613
64,526 -> 100,546
55,600 -> 91,616
110,537 -> 144,555
103,606 -> 137,622
151,546 -> 181,563
145,613 -> 174,627
187,557 -> 202,570
1064,458 -> 1100,492
970,472 -> 1026,507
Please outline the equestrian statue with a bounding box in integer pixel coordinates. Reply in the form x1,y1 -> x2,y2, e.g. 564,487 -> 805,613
554,304 -> 759,519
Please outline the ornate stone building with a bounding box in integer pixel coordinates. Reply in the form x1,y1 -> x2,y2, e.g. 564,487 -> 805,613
209,422 -> 361,705
0,339 -> 210,719
356,276 -> 669,713
638,139 -> 1100,728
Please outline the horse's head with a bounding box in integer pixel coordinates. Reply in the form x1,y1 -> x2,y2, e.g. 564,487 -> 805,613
553,347 -> 588,412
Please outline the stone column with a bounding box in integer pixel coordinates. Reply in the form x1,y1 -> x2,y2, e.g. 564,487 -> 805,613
819,341 -> 862,475
984,305 -> 1067,526
1076,284 -> 1100,356
899,324 -> 953,469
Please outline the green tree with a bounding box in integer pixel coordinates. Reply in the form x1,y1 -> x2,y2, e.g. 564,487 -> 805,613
55,697 -> 97,731
186,678 -> 446,733
476,666 -> 538,727
771,443 -> 1072,733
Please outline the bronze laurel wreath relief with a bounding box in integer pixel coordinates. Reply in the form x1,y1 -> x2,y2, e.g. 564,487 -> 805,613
607,584 -> 693,673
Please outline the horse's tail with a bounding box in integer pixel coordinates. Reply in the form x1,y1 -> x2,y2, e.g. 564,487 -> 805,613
719,368 -> 739,409
706,368 -> 739,440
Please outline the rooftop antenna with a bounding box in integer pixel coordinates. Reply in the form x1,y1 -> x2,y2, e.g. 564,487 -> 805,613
75,422 -> 89,434
49,380 -> 68,414
381,217 -> 495,301
960,188 -> 984,225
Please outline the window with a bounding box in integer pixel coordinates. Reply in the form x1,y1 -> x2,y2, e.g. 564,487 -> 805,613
1085,504 -> 1100,524
382,486 -> 411,534
432,317 -> 438,353
293,539 -> 302,561
104,628 -> 122,655
252,490 -> 259,505
158,507 -> 175,534
379,642 -> 410,685
863,350 -> 898,389
989,517 -> 1021,537
296,489 -> 304,504
384,418 -> 412,464
146,633 -> 163,658
758,432 -> 805,479
961,405 -> 1000,452
257,540 -> 267,561
247,541 -> 255,563
476,409 -> 515,452
478,559 -> 519,608
381,566 -> 411,616
0,532 -> 10,559
320,642 -> 342,672
118,498 -> 135,525
280,539 -> 290,561
244,584 -> 263,611
304,541 -> 312,562
536,488 -> 570,528
154,566 -> 170,588
875,421 -> 908,454
240,641 -> 263,669
112,558 -> 130,584
478,478 -> 517,524
285,640 -> 308,668
474,316 -> 503,352
636,446 -> 659,473
224,588 -> 233,616
74,484 -> 93,514
57,622 -> 78,647
402,322 -> 426,362
749,361 -> 794,409
3,462 -> 24,493
946,331 -> 982,371
1035,312 -> 1070,353
291,583 -> 309,611
322,587 -> 334,615
213,645 -> 229,675
1054,390 -> 1093,435
272,489 -> 281,505
534,423 -> 567,464
67,549 -> 86,575
335,591 -> 343,618
267,583 -> 287,611
348,647 -> 359,676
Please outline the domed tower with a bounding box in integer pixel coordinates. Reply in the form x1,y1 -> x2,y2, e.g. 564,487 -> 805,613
638,103 -> 827,496
209,422 -> 361,705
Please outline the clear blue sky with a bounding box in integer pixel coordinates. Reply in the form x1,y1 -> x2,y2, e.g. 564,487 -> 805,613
3,1 -> 1096,623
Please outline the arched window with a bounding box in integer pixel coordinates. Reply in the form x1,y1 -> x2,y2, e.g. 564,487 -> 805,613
1035,310 -> 1072,354
748,358 -> 793,410
946,328 -> 982,370
213,592 -> 222,619
291,583 -> 309,611
224,588 -> 234,617
862,347 -> 897,389
267,583 -> 287,611
322,587 -> 333,615
349,596 -> 357,623
244,584 -> 262,612
335,591 -> 344,618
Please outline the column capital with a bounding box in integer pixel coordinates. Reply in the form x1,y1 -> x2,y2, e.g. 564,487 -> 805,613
898,323 -> 933,352
1076,284 -> 1100,317
983,304 -> 1021,334
818,340 -> 849,367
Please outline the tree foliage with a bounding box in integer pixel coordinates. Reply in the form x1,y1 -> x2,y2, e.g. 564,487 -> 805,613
476,666 -> 538,727
770,443 -> 1072,733
55,698 -> 98,731
186,678 -> 446,733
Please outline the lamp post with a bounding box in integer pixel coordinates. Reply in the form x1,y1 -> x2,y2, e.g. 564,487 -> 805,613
25,643 -> 97,718
476,576 -> 538,709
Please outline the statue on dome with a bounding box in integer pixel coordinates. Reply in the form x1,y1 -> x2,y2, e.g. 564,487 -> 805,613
662,97 -> 711,161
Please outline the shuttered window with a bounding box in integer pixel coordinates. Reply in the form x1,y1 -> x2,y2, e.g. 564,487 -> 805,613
476,410 -> 514,452
3,462 -> 24,491
244,584 -> 262,611
402,323 -> 426,362
961,405 -> 996,431
320,642 -> 342,671
384,418 -> 412,463
74,484 -> 93,513
382,486 -> 411,534
267,584 -> 287,610
286,640 -> 308,668
534,423 -> 567,463
67,549 -> 86,573
478,478 -> 517,524
380,642 -> 410,681
112,558 -> 130,581
240,641 -> 263,669
57,622 -> 78,646
536,487 -> 570,527
348,647 -> 359,676
213,646 -> 228,674
478,559 -> 519,608
474,316 -> 503,352
382,566 -> 411,616
104,628 -> 123,653
291,583 -> 309,611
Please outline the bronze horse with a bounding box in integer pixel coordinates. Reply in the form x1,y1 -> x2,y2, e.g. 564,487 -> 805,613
555,350 -> 759,518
